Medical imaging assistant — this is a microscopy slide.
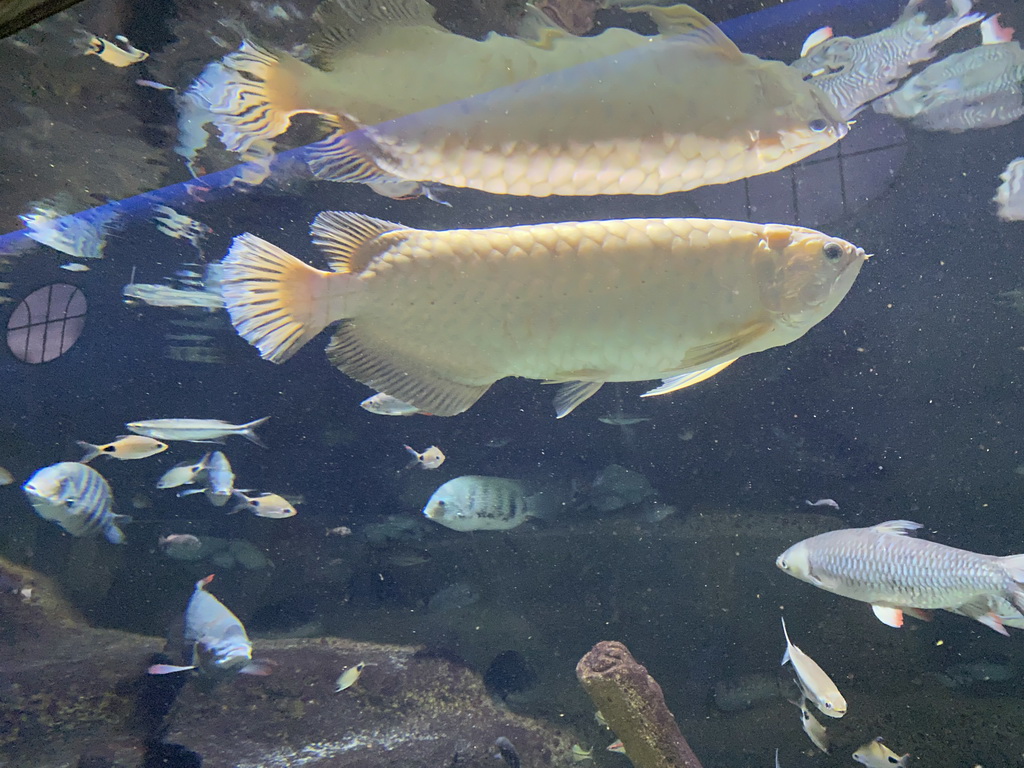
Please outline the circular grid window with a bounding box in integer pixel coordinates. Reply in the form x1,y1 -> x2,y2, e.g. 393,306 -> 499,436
6,284 -> 87,364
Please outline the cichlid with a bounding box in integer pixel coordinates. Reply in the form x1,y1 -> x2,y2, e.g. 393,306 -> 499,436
995,156 -> 1024,221
777,520 -> 1024,635
77,435 -> 168,463
874,16 -> 1024,132
23,462 -> 131,543
148,574 -> 271,681
126,417 -> 269,446
186,0 -> 844,198
423,476 -> 552,532
780,617 -> 847,718
219,212 -> 866,418
853,737 -> 909,768
791,0 -> 983,119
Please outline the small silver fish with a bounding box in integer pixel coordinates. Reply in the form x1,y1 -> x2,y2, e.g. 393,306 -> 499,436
360,392 -> 424,416
853,737 -> 909,768
597,414 -> 652,426
147,575 -> 272,680
23,462 -> 131,543
403,444 -> 445,470
80,34 -> 149,67
204,451 -> 235,505
778,519 -> 1024,634
780,617 -> 847,718
230,491 -> 297,519
159,533 -> 203,553
59,262 -> 90,272
805,498 -> 839,509
157,455 -> 209,489
995,156 -> 1024,222
127,417 -> 269,445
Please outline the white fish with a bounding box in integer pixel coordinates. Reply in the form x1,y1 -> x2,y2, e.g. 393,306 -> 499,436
59,263 -> 90,272
334,661 -> 365,692
187,1 -> 845,198
777,520 -> 1024,635
597,414 -> 651,426
126,417 -> 269,446
780,617 -> 847,718
423,476 -> 553,532
77,435 -> 168,463
804,498 -> 839,509
23,462 -> 131,543
147,575 -> 272,680
797,697 -> 829,753
159,533 -> 203,554
182,451 -> 234,506
403,444 -> 445,469
0,467 -> 13,486
157,455 -> 209,489
79,34 -> 149,67
359,392 -> 424,416
122,281 -> 225,309
995,156 -> 1024,222
20,203 -> 118,260
853,737 -> 909,768
230,491 -> 297,519
791,0 -> 983,119
218,212 -> 866,418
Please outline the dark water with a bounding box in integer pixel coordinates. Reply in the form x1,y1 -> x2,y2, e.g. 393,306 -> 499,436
1,0 -> 1024,766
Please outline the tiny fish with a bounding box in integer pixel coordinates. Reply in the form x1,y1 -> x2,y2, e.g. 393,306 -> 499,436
571,745 -> 593,762
136,79 -> 175,91
606,740 -> 627,755
595,710 -> 609,729
59,262 -> 90,272
153,205 -> 212,248
853,737 -> 909,768
80,34 -> 149,67
230,491 -> 297,519
148,574 -> 272,680
995,156 -> 1024,222
334,661 -> 365,692
126,417 -> 269,446
805,498 -> 839,509
157,455 -> 209,489
494,737 -> 520,768
780,617 -> 847,718
798,697 -> 830,753
0,467 -> 13,486
77,435 -> 168,463
360,392 -> 424,416
777,519 -> 1024,635
326,525 -> 352,537
23,462 -> 131,543
597,414 -> 651,426
403,444 -> 445,470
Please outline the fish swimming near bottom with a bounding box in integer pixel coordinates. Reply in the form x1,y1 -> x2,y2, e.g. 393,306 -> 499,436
148,574 -> 271,681
780,617 -> 847,718
23,462 -> 131,543
777,520 -> 1024,635
422,475 -> 555,531
219,212 -> 866,418
853,737 -> 909,768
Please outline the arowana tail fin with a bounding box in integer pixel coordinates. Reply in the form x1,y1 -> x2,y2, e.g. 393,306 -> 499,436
219,233 -> 359,363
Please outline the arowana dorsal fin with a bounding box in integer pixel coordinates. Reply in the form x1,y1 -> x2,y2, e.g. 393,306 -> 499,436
310,211 -> 409,274
870,520 -> 923,536
310,0 -> 442,67
622,4 -> 744,60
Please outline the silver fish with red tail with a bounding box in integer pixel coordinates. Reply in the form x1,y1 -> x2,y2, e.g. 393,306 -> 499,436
777,519 -> 1024,635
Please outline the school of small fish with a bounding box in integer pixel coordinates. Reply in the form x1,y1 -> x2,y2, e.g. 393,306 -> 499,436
8,0 -> 1024,763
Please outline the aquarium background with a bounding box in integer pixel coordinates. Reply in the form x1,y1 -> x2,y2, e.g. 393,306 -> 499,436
1,0 -> 1024,766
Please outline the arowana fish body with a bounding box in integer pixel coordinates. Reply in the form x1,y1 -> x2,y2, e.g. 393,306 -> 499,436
218,212 -> 866,417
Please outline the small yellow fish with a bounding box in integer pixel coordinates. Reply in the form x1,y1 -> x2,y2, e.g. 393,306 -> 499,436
781,617 -> 847,718
571,745 -> 593,762
81,34 -> 149,67
798,697 -> 830,753
403,444 -> 445,470
334,661 -> 366,692
0,466 -> 13,486
606,740 -> 626,755
853,737 -> 909,768
220,213 -> 866,418
594,710 -> 609,729
231,491 -> 297,519
77,435 -> 168,463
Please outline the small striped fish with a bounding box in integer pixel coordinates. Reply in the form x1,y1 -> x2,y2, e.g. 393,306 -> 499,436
23,462 -> 130,543
791,0 -> 982,119
777,520 -> 1024,635
423,476 -> 548,531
